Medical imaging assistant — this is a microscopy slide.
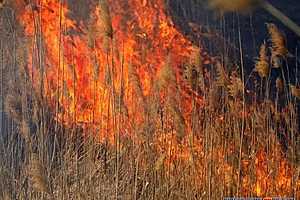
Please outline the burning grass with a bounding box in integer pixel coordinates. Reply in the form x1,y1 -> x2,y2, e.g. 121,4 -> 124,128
0,0 -> 300,199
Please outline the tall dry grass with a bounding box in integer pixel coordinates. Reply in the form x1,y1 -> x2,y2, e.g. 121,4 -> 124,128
0,1 -> 300,200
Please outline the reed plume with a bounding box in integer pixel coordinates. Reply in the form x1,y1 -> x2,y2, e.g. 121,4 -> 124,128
227,73 -> 244,98
255,43 -> 269,78
157,56 -> 176,90
155,153 -> 166,171
87,13 -> 98,49
192,48 -> 203,69
27,154 -> 51,194
183,64 -> 198,90
4,93 -> 22,124
275,77 -> 284,93
21,119 -> 30,142
215,61 -> 229,87
2,191 -> 11,200
98,0 -> 113,39
128,63 -> 146,108
290,84 -> 300,99
0,0 -> 5,8
93,60 -> 100,82
182,48 -> 205,90
168,97 -> 186,142
267,23 -> 288,68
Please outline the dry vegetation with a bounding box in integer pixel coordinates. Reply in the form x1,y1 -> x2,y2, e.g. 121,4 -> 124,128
0,0 -> 300,199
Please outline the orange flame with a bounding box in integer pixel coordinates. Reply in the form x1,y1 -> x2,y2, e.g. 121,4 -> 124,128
16,0 -> 200,128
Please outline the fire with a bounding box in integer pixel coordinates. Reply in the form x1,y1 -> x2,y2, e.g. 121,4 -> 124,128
15,0 -> 199,128
13,0 -> 299,197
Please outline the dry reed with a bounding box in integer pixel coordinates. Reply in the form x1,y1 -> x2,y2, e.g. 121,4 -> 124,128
255,43 -> 269,78
98,0 -> 113,38
0,0 -> 5,8
290,84 -> 300,99
275,77 -> 284,93
227,73 -> 244,97
215,61 -> 229,87
27,154 -> 51,194
4,93 -> 22,124
267,23 -> 288,68
98,0 -> 113,54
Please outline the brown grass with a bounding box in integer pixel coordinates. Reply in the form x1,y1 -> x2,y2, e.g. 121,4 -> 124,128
267,23 -> 289,68
255,43 -> 270,78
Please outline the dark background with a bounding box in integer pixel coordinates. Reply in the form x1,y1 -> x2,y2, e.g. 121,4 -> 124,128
170,0 -> 300,62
